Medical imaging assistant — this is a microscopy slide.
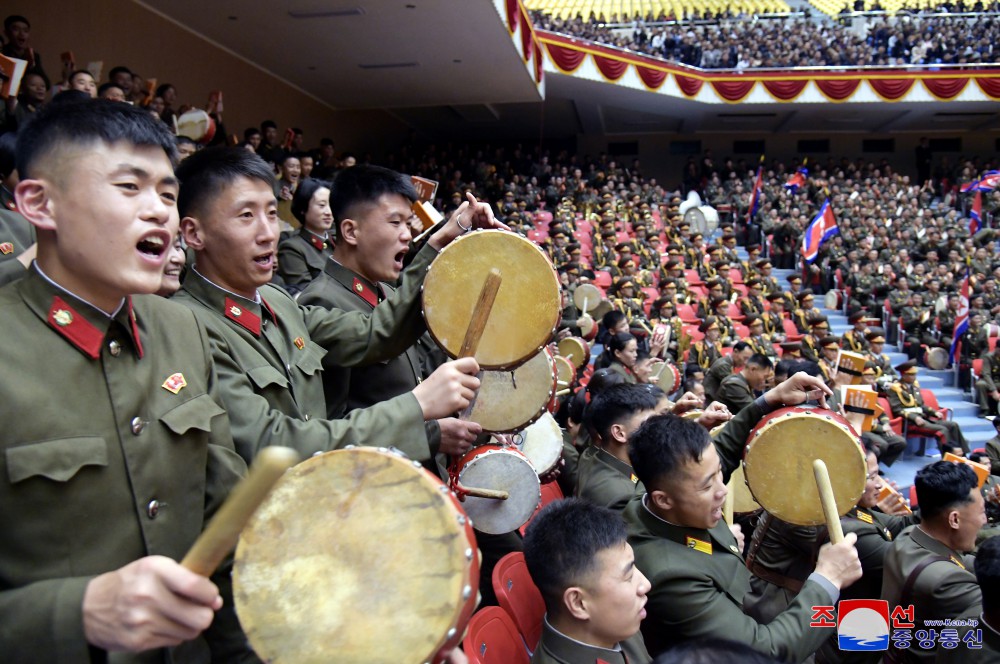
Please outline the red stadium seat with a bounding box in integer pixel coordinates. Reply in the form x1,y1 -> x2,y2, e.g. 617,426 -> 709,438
492,553 -> 545,653
526,229 -> 547,243
733,323 -> 749,338
991,336 -> 998,353
721,345 -> 733,356
464,607 -> 530,664
878,397 -> 904,436
973,358 -> 984,381
520,480 -> 565,536
921,389 -> 951,420
909,485 -> 918,508
732,284 -> 748,298
684,269 -> 704,286
728,268 -> 744,284
616,231 -> 631,243
642,287 -> 658,302
683,325 -> 704,342
782,318 -> 803,342
593,271 -> 612,289
677,303 -> 699,324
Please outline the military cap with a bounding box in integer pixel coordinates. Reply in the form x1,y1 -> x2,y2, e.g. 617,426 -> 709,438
820,335 -> 841,349
895,360 -> 919,374
865,329 -> 886,343
847,311 -> 867,324
787,275 -> 803,284
755,259 -> 772,269
699,316 -> 719,333
745,315 -> 762,326
779,342 -> 803,354
746,278 -> 762,289
797,289 -> 815,302
766,291 -> 785,302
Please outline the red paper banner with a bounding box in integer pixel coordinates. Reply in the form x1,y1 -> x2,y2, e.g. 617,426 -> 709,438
710,79 -> 756,102
545,42 -> 586,72
869,78 -> 916,100
921,77 -> 968,99
507,0 -> 518,33
762,79 -> 809,101
593,53 -> 628,81
675,74 -> 703,97
815,78 -> 862,101
976,77 -> 1000,99
636,65 -> 668,90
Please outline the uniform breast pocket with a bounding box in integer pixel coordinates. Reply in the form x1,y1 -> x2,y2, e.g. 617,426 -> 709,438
6,436 -> 108,484
158,393 -> 227,436
293,341 -> 327,377
246,364 -> 291,393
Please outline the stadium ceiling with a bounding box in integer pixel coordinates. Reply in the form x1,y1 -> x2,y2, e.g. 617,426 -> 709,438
139,0 -> 998,140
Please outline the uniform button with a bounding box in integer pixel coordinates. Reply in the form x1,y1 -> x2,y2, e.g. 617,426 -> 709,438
304,414 -> 310,421
146,500 -> 160,519
130,417 -> 146,435
109,340 -> 122,356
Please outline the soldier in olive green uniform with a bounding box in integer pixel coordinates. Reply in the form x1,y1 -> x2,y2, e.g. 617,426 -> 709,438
275,178 -> 335,295
297,165 -> 483,466
625,373 -> 863,662
881,461 -> 984,664
716,353 -> 773,415
524,500 -> 652,664
841,311 -> 870,353
703,341 -> 751,404
690,317 -> 723,371
575,384 -> 659,512
0,99 -> 253,663
173,147 -> 495,466
866,329 -> 898,387
936,536 -> 1000,664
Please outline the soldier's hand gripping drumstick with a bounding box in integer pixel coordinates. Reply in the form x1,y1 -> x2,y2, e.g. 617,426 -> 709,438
765,371 -> 834,410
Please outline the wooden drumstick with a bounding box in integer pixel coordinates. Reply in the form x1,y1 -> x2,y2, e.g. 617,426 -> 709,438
582,296 -> 589,314
459,268 -> 502,358
182,446 -> 299,576
723,476 -> 735,526
456,484 -> 510,501
651,362 -> 668,381
812,459 -> 845,544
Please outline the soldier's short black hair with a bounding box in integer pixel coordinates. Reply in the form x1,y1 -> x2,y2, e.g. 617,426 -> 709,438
0,132 -> 16,180
16,98 -> 177,180
746,353 -> 773,370
585,383 -> 659,444
732,341 -> 751,353
975,535 -> 1000,613
914,460 -> 978,521
243,126 -> 261,140
629,413 -> 711,490
328,165 -> 417,240
108,65 -> 132,81
290,177 -> 332,225
523,499 -> 628,614
176,146 -> 275,219
602,310 -> 626,331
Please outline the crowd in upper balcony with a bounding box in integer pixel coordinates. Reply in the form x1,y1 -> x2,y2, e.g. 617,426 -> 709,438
529,4 -> 1000,68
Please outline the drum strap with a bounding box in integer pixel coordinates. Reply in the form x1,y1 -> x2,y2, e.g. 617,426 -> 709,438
884,555 -> 951,664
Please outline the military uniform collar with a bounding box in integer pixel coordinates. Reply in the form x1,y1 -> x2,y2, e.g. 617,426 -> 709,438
538,617 -> 629,664
596,447 -> 638,483
325,259 -> 383,308
182,267 -> 277,337
301,227 -> 332,252
848,506 -> 892,540
911,525 -> 968,568
639,494 -> 741,557
22,263 -> 144,360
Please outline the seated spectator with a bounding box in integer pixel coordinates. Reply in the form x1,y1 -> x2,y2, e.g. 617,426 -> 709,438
277,177 -> 333,294
524,498 -> 653,664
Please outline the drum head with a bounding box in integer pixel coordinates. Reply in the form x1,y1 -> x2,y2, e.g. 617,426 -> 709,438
579,314 -> 597,340
573,283 -> 603,313
652,361 -> 679,394
824,290 -> 840,310
557,337 -> 589,371
591,299 -> 614,320
468,351 -> 555,433
728,464 -> 761,514
458,446 -> 540,535
519,412 -> 564,476
554,355 -> 575,389
176,109 -> 216,144
744,407 -> 865,526
926,347 -> 948,370
234,449 -> 478,664
423,230 -> 560,369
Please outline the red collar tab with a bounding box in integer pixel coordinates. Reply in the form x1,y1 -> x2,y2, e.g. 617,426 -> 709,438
352,277 -> 379,307
309,235 -> 326,251
47,296 -> 103,359
224,296 -> 262,336
127,298 -> 144,359
260,296 -> 278,324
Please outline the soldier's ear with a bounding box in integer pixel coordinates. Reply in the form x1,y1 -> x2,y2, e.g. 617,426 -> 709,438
650,489 -> 673,512
339,218 -> 360,247
14,179 -> 56,232
180,216 -> 205,251
563,586 -> 590,621
947,508 -> 962,531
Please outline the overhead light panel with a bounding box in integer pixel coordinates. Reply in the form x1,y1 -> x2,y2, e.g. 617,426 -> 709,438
358,62 -> 419,69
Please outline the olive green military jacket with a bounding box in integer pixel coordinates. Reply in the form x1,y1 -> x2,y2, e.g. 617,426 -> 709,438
0,268 -> 252,663
0,201 -> 34,287
625,401 -> 835,663
297,259 -> 440,454
881,526 -> 981,664
575,445 -> 643,512
276,227 -> 333,295
531,618 -> 651,664
717,372 -> 755,415
606,361 -> 637,384
172,242 -> 440,466
986,435 -> 1000,476
703,354 -> 735,403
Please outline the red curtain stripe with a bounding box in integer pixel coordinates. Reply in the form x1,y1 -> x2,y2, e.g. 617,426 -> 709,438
675,73 -> 704,97
869,78 -> 916,100
593,53 -> 629,81
710,79 -> 757,102
636,65 -> 669,90
762,79 -> 809,101
815,78 -> 862,101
